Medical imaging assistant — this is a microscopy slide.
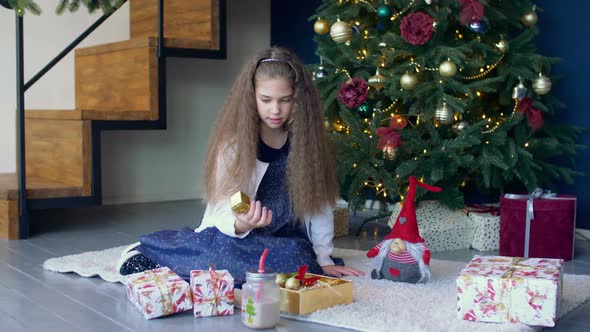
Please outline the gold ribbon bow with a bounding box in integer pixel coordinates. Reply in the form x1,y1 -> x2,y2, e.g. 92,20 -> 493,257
132,269 -> 175,315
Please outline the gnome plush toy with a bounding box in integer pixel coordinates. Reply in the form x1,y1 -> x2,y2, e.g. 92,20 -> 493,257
367,176 -> 442,283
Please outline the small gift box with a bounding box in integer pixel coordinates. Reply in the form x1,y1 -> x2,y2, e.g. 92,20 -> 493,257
124,267 -> 193,319
333,207 -> 349,237
499,190 -> 577,260
230,191 -> 250,214
279,273 -> 353,315
463,204 -> 500,251
457,255 -> 563,327
389,200 -> 475,252
191,269 -> 235,317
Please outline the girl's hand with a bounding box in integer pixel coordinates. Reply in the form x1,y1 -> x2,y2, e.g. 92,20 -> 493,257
233,200 -> 273,234
321,265 -> 365,278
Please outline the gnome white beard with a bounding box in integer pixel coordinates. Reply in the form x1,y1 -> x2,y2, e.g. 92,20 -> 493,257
368,239 -> 431,283
406,241 -> 431,283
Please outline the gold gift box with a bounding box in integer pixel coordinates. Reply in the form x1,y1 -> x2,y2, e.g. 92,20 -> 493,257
280,273 -> 353,315
230,191 -> 250,214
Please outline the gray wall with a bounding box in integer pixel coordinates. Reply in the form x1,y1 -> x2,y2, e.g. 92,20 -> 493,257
1,0 -> 271,205
102,0 -> 270,204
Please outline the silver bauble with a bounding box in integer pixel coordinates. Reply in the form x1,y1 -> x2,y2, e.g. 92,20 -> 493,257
512,80 -> 527,100
495,39 -> 509,53
435,102 -> 454,125
330,20 -> 352,44
400,72 -> 418,90
532,74 -> 552,95
452,121 -> 470,133
439,60 -> 457,78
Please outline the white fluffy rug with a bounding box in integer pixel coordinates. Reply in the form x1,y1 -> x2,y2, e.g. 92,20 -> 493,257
43,247 -> 590,332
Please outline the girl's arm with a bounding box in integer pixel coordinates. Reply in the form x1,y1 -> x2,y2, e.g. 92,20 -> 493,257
198,199 -> 251,238
196,143 -> 254,238
307,206 -> 336,266
308,206 -> 366,277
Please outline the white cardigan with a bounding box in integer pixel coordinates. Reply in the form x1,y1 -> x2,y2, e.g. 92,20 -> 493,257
195,148 -> 335,267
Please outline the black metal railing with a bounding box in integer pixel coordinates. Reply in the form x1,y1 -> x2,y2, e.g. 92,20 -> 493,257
5,0 -> 226,238
3,0 -> 146,238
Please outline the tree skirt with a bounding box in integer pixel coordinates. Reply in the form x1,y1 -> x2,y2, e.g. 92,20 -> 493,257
43,247 -> 590,332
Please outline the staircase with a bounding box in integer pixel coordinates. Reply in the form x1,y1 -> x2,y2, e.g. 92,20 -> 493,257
0,0 -> 226,239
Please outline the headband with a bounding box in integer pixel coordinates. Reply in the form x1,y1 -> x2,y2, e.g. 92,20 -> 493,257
256,58 -> 299,81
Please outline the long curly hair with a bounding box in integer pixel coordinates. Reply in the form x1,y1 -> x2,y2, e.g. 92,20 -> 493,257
203,47 -> 339,219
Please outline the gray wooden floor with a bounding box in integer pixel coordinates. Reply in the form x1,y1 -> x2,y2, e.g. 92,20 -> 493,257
1,200 -> 589,331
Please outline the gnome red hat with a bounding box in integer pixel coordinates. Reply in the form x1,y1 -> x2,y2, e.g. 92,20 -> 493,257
384,176 -> 442,243
367,176 -> 442,264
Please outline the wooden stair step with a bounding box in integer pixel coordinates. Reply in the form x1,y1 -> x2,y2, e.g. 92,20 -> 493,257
0,173 -> 88,200
131,0 -> 221,51
75,34 -> 218,121
0,174 -> 18,240
0,173 -> 18,201
25,109 -> 82,120
75,37 -> 158,121
26,117 -> 92,197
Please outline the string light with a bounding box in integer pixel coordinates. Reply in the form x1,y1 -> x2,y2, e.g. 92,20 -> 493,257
481,101 -> 518,134
337,68 -> 352,79
459,54 -> 505,80
390,0 -> 416,21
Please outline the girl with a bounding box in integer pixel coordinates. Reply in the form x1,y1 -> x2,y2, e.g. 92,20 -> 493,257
117,47 -> 364,285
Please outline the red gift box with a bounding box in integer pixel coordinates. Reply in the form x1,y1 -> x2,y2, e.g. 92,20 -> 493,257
499,191 -> 576,261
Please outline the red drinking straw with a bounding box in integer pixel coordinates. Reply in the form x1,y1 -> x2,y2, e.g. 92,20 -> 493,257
258,248 -> 269,273
256,248 -> 269,301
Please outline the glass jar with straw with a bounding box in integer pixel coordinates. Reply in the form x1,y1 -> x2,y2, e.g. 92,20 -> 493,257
241,249 -> 280,329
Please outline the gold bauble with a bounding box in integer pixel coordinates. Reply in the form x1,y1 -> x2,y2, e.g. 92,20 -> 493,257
330,20 -> 352,44
521,10 -> 538,27
382,144 -> 398,160
532,73 -> 552,95
400,72 -> 418,90
368,69 -> 386,90
314,18 -> 330,35
495,39 -> 509,53
439,60 -> 457,78
275,273 -> 288,287
435,102 -> 454,125
285,277 -> 301,290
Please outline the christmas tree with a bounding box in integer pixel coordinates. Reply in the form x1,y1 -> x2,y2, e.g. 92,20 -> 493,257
245,296 -> 256,324
1,0 -> 124,15
311,0 -> 584,210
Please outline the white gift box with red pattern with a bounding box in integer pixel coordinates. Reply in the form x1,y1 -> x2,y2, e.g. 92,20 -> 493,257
456,255 -> 563,327
190,269 -> 235,317
124,267 -> 193,319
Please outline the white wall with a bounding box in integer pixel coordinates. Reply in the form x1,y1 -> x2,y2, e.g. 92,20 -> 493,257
0,0 -> 130,173
0,0 -> 271,204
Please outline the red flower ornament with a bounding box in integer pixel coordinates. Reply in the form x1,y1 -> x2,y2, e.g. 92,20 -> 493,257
338,77 -> 369,109
376,116 -> 406,149
517,97 -> 544,130
459,0 -> 485,25
400,12 -> 435,46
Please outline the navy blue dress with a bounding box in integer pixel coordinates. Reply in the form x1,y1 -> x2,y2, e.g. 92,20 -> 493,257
137,138 -> 323,286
